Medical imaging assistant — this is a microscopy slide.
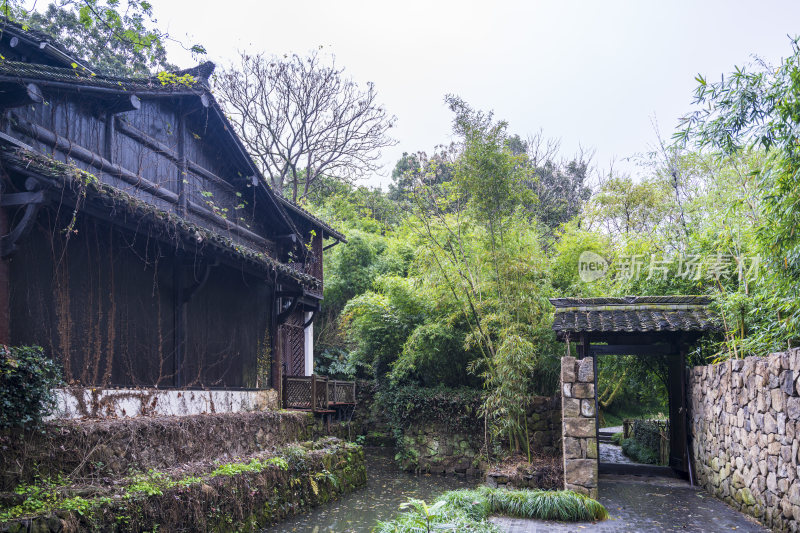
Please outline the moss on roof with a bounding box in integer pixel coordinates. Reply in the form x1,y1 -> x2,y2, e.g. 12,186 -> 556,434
549,296 -> 719,334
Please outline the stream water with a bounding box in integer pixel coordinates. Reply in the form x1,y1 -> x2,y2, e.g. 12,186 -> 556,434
264,447 -> 478,532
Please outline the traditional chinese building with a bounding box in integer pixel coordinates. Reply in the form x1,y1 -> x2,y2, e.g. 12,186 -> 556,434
0,20 -> 346,416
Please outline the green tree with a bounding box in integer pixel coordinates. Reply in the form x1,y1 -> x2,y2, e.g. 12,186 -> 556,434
5,1 -> 205,76
678,37 -> 800,353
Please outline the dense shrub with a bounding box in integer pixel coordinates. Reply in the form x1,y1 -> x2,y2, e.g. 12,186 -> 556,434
621,419 -> 667,465
621,438 -> 659,465
378,384 -> 484,435
0,345 -> 61,429
611,432 -> 623,446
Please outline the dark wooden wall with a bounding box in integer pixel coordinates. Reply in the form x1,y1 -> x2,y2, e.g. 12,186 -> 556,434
8,209 -> 272,388
4,91 -> 280,254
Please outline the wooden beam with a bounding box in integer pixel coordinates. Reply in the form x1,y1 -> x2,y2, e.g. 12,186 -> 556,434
0,179 -> 45,258
10,113 -> 180,205
0,82 -> 43,108
103,94 -> 141,114
10,114 -> 270,249
588,344 -> 674,356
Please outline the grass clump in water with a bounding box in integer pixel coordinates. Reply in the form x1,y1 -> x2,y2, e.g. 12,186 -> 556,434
375,486 -> 608,532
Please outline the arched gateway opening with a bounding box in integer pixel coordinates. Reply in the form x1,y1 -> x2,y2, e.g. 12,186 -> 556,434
550,296 -> 720,498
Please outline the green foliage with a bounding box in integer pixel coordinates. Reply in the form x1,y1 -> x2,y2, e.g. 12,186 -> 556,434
7,1 -> 204,76
550,222 -> 612,296
397,498 -> 448,533
611,432 -> 623,446
375,486 -> 608,532
677,37 -> 800,355
126,470 -> 172,497
209,456 -> 288,478
378,384 -> 484,436
621,419 -> 667,465
341,276 -> 426,380
621,438 -> 660,465
0,345 -> 61,429
389,321 -> 480,387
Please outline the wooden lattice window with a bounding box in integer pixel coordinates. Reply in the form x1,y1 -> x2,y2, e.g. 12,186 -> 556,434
280,311 -> 305,377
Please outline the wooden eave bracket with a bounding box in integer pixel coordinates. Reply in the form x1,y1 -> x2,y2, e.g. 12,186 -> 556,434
0,178 -> 46,258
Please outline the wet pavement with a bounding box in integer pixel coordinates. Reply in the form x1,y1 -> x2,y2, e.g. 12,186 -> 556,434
599,442 -> 635,464
490,475 -> 769,532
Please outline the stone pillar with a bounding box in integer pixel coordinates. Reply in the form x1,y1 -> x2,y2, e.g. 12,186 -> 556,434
561,355 -> 598,498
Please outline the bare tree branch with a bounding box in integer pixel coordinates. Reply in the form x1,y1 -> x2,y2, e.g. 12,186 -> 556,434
216,50 -> 397,202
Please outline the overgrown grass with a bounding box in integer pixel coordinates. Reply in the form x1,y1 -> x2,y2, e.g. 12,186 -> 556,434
611,432 -> 623,446
375,486 -> 608,532
0,452 -> 293,521
621,439 -> 660,465
600,408 -> 661,429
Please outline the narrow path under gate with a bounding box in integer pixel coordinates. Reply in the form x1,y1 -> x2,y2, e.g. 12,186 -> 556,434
490,475 -> 769,533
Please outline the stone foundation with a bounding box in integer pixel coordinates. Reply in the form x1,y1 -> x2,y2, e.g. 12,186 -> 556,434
0,438 -> 365,532
0,410 -> 320,490
50,387 -> 279,419
561,355 -> 598,498
690,350 -> 800,532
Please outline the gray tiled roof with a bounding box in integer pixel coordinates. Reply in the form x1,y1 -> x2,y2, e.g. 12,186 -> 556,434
0,59 -> 206,93
550,296 -> 719,333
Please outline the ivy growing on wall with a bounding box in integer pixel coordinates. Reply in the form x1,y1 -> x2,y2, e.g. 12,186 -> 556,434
0,345 -> 62,429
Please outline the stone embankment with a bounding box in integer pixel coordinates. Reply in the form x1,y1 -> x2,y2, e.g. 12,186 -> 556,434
0,412 -> 365,532
396,396 -> 561,477
0,410 -> 324,490
691,349 -> 800,532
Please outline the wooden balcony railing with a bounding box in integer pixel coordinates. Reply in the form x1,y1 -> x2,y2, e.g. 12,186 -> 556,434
283,374 -> 356,412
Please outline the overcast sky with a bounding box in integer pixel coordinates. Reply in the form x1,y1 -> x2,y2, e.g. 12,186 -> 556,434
156,0 -> 800,189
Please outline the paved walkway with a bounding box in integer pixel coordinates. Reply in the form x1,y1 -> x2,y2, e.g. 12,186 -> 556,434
490,475 -> 768,532
599,442 -> 635,464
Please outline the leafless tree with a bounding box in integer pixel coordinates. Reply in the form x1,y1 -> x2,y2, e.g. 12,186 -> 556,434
216,51 -> 396,202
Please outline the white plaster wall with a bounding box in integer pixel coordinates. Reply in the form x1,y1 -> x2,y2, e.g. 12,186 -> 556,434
304,311 -> 314,376
49,388 -> 279,420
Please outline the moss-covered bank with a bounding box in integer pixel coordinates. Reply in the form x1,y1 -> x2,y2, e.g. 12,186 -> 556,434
0,438 -> 365,532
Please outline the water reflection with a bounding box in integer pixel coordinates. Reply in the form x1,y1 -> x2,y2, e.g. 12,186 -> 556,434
265,447 -> 478,532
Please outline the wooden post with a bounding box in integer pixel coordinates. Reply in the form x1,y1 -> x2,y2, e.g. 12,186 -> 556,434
173,254 -> 185,387
176,106 -> 187,216
580,333 -> 589,360
103,113 -> 114,162
311,374 -> 317,412
0,208 -> 9,345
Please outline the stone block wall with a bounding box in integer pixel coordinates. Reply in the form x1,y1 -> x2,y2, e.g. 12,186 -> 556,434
561,355 -> 598,498
396,396 -> 561,477
690,349 -> 800,531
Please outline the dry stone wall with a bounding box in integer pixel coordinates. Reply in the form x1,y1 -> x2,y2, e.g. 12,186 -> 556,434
397,397 -> 562,477
690,349 -> 800,532
561,355 -> 598,498
0,410 -> 322,490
